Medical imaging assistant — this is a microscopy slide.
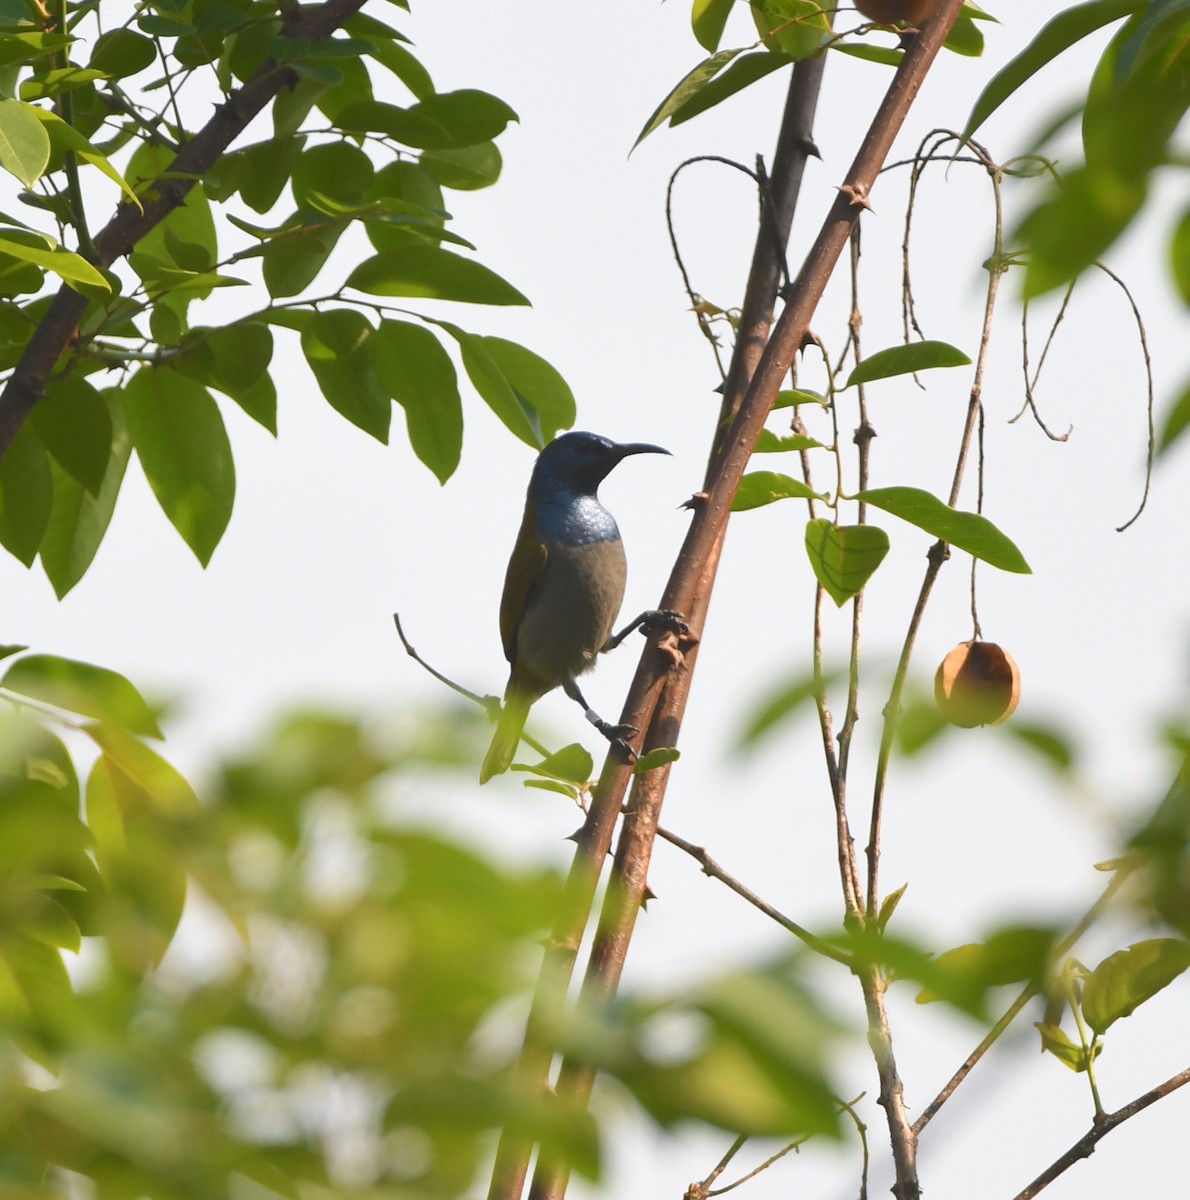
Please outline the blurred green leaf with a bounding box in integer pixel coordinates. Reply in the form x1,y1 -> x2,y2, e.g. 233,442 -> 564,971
805,520 -> 889,605
1170,204 -> 1190,304
735,668 -> 842,752
1158,372 -> 1190,456
856,486 -> 1031,573
916,925 -> 1056,1004
1081,937 -> 1190,1034
963,0 -> 1142,139
751,0 -> 830,60
1,654 -> 162,738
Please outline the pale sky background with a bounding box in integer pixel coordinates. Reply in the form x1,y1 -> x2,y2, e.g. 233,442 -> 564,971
4,1 -> 1190,1197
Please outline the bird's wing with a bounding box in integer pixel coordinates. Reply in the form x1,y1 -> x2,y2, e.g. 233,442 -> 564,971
499,512 -> 549,665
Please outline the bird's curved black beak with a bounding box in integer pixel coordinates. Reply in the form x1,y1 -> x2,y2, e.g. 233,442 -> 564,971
613,441 -> 670,460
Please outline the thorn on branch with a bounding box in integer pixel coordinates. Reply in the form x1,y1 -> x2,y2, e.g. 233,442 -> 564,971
840,182 -> 873,211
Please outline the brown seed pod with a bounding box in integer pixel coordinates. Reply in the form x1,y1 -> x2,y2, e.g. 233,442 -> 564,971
934,641 -> 1021,728
853,0 -> 945,26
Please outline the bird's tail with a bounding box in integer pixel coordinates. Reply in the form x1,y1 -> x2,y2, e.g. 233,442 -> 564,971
480,690 -> 532,783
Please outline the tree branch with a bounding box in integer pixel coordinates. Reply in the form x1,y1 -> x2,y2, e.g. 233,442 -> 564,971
518,7 -> 968,1199
0,0 -> 368,460
1010,1066 -> 1190,1200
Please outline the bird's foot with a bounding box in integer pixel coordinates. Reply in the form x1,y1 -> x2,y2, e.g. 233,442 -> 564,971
638,609 -> 689,639
593,718 -> 639,763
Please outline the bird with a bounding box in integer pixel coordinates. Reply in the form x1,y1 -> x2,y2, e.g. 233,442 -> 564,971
480,431 -> 676,784
853,0 -> 943,26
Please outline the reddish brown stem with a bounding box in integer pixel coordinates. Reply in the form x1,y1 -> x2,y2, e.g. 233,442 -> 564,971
523,7 -> 966,1199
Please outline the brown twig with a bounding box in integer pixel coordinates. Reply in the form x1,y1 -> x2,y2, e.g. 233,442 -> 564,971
1010,1066 -> 1190,1200
520,9 -> 968,1200
0,0 -> 368,459
655,823 -> 853,964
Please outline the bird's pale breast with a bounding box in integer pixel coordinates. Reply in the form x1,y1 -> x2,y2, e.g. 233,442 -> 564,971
513,535 -> 627,695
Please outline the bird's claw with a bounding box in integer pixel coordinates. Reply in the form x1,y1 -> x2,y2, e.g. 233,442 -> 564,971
640,609 -> 689,639
611,736 -> 638,764
594,718 -> 639,763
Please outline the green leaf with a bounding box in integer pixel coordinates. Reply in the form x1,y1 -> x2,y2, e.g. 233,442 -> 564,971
1,654 -> 162,738
805,519 -> 889,606
963,0 -> 1142,139
301,309 -> 391,442
1158,371 -> 1190,456
435,321 -> 542,448
773,388 -> 828,409
755,429 -> 823,453
513,743 -> 594,785
668,49 -> 793,129
1035,1020 -> 1095,1072
943,14 -> 984,56
0,421 -> 50,566
19,67 -> 109,100
40,397 -> 131,598
635,47 -> 746,146
751,0 -> 831,59
292,140 -> 373,207
32,374 -> 112,495
732,470 -> 823,511
90,27 -> 157,78
1169,204 -> 1190,305
877,884 -> 908,933
124,368 -> 235,566
475,337 -> 576,438
346,245 -> 529,305
406,89 -> 518,147
204,321 -> 275,401
1008,721 -> 1077,772
916,926 -> 1055,1003
855,486 -> 1031,574
844,340 -> 971,387
693,0 -> 735,50
0,97 -> 48,186
734,669 -> 839,751
1017,167 -> 1144,298
634,747 -> 680,774
421,140 -> 503,191
0,228 -> 109,291
371,319 -> 462,482
261,224 -> 342,298
31,108 -> 140,207
85,724 -> 197,813
1081,938 -> 1190,1034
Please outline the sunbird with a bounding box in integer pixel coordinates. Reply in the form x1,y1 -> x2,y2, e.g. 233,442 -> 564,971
480,431 -> 676,783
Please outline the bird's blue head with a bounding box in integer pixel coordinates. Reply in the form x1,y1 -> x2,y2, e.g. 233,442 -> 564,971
531,431 -> 669,497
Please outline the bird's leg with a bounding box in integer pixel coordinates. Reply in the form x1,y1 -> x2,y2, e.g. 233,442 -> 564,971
602,609 -> 689,653
562,677 -> 638,760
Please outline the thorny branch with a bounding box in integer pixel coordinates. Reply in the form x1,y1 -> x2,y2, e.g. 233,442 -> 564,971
520,8 -> 970,1200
